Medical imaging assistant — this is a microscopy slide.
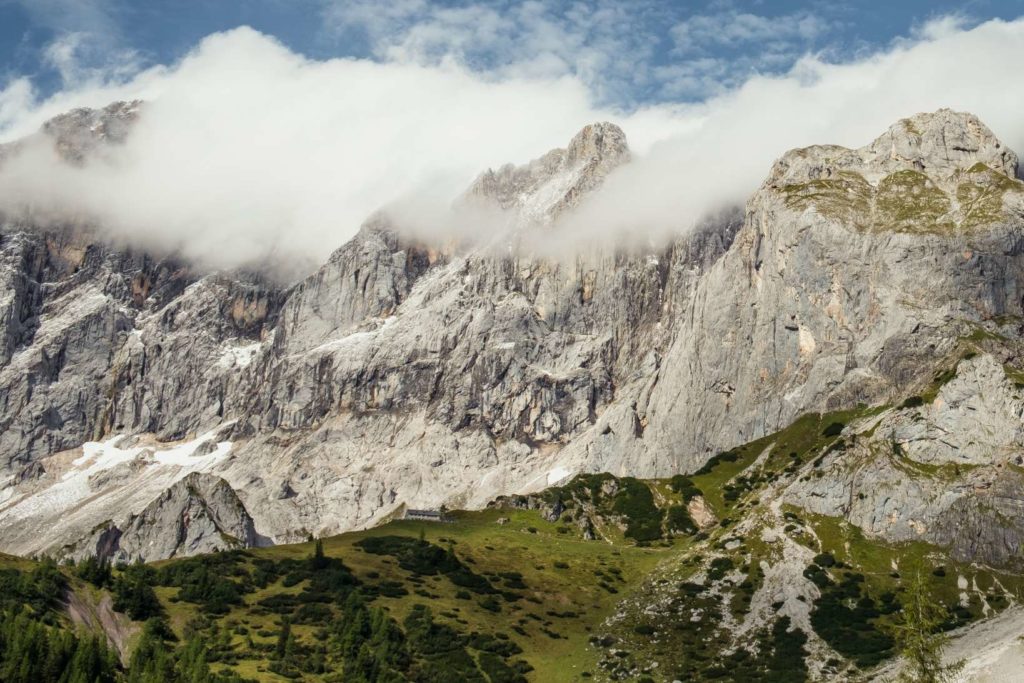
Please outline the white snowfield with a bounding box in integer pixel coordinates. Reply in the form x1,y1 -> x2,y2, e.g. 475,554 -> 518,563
0,427 -> 234,556
215,340 -> 264,369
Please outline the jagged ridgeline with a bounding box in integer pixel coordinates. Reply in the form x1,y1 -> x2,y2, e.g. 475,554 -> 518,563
2,104 -> 1024,682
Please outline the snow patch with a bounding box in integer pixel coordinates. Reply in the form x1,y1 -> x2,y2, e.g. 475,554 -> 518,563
518,164 -> 584,223
310,329 -> 377,354
153,438 -> 232,467
307,316 -> 398,355
1,428 -> 233,523
216,341 -> 263,369
71,434 -> 144,471
546,466 -> 573,485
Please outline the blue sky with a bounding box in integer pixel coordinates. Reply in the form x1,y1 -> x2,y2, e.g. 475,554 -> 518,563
2,0 -> 1022,107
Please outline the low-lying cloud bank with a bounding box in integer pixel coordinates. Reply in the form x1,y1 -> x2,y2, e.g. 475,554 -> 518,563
0,18 -> 1022,273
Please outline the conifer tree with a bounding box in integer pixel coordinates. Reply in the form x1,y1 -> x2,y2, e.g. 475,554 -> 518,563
275,618 -> 292,661
310,537 -> 327,570
892,566 -> 965,683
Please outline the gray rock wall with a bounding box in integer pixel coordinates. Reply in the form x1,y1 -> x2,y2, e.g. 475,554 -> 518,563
1,106 -> 1023,562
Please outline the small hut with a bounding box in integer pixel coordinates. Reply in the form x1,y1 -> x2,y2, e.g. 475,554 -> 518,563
404,509 -> 448,522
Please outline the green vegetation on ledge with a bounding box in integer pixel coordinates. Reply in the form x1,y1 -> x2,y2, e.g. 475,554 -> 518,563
779,162 -> 1024,233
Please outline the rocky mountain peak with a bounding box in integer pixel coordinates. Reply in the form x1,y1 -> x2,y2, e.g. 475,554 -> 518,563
864,108 -> 1018,179
465,120 -> 631,223
40,100 -> 142,165
564,121 -> 629,171
68,471 -> 261,563
768,109 -> 1018,189
762,109 -> 1023,233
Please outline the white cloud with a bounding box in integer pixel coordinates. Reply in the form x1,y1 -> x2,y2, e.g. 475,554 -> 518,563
0,27 -> 612,274
43,32 -> 141,87
657,7 -> 837,96
2,0 -> 140,101
910,13 -> 973,41
566,17 -> 1024,240
670,9 -> 833,52
2,0 -> 119,37
320,2 -> 845,103
0,18 -> 1022,276
0,78 -> 34,131
322,0 -> 661,104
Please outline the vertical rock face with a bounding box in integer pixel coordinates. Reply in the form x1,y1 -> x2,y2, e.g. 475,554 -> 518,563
783,352 -> 1024,568
0,229 -> 184,462
274,219 -> 436,357
1,106 -> 1023,565
0,225 -> 284,468
629,108 -> 1024,471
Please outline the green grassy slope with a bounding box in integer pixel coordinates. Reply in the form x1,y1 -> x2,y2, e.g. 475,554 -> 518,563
0,500 -> 682,682
186,509 -> 674,682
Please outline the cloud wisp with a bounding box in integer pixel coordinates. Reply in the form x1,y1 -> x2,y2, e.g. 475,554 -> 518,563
0,18 -> 1021,275
566,16 -> 1024,242
322,0 -> 667,105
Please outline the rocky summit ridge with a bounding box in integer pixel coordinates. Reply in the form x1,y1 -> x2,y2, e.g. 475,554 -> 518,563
771,109 -> 1018,185
467,121 -> 631,222
0,106 -> 1022,587
767,108 -> 1022,233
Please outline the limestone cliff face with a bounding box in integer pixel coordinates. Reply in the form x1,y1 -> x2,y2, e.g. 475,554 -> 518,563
785,352 -> 1024,568
624,109 -> 1024,470
212,121 -> 737,539
0,227 -> 283,468
1,106 -> 1023,564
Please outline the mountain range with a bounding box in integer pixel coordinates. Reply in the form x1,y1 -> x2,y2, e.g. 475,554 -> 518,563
1,104 -> 1024,681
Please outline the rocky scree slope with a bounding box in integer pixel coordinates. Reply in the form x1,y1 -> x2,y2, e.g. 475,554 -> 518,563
0,107 -> 1022,566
